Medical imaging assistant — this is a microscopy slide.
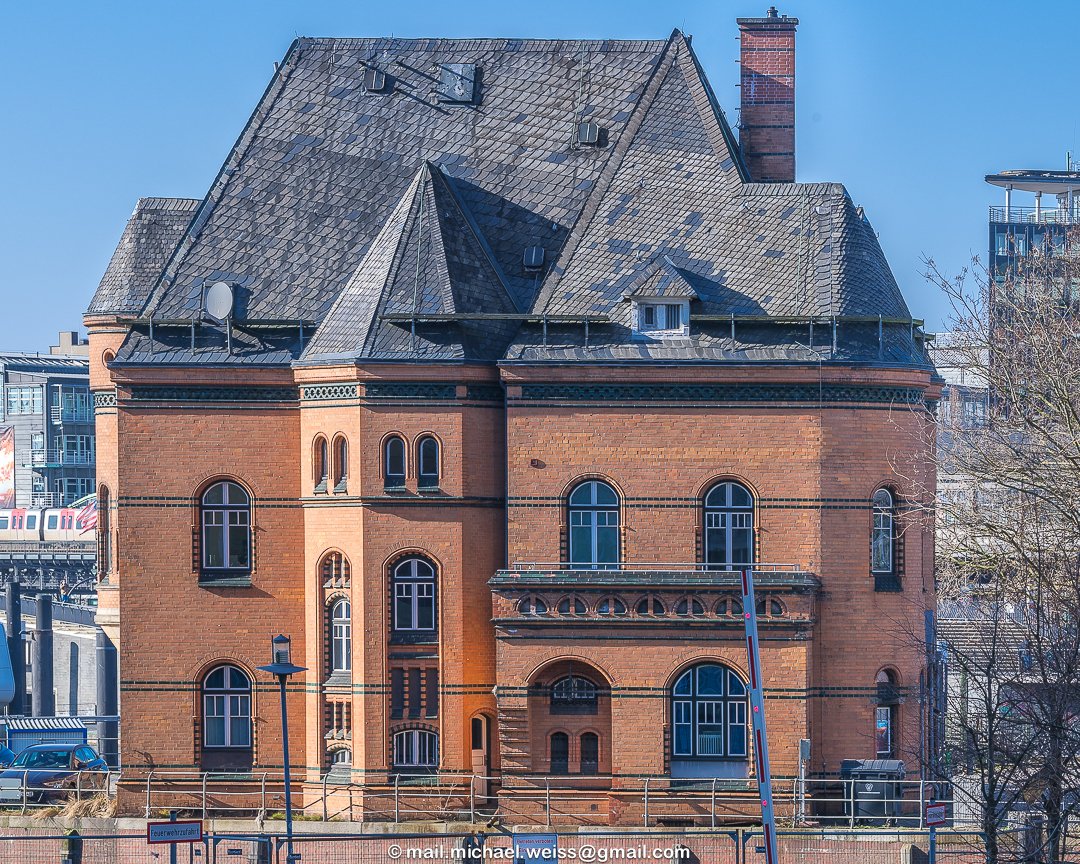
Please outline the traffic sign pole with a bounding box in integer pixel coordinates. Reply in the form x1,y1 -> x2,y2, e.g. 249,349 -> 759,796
741,568 -> 779,864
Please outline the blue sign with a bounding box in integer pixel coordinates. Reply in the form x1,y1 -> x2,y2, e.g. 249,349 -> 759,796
513,833 -> 558,864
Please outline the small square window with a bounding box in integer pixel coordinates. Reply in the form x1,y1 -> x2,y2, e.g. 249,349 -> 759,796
634,299 -> 689,338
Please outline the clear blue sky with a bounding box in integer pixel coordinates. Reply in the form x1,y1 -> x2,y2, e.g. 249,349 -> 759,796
2,0 -> 1078,351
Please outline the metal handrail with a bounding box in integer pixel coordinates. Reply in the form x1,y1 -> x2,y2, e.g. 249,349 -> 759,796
510,562 -> 805,572
990,205 -> 1080,225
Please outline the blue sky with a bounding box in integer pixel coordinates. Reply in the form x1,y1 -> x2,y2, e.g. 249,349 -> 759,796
2,0 -> 1078,351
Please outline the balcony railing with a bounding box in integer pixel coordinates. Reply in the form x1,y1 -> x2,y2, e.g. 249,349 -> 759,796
990,205 -> 1080,225
29,492 -> 57,507
492,561 -> 818,588
29,449 -> 95,467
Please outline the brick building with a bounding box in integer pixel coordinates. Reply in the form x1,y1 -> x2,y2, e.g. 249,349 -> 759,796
84,10 -> 940,823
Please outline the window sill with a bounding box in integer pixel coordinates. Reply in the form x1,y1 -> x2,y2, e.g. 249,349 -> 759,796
417,484 -> 442,494
333,481 -> 348,494
199,574 -> 253,588
383,485 -> 408,494
325,671 -> 353,687
313,481 -> 329,495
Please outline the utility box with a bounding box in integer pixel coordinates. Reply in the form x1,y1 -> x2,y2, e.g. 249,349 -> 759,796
6,717 -> 88,753
843,759 -> 906,825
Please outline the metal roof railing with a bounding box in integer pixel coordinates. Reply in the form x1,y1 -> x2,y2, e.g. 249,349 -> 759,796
990,205 -> 1080,225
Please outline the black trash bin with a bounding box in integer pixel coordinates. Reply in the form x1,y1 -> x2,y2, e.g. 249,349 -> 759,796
843,759 -> 905,825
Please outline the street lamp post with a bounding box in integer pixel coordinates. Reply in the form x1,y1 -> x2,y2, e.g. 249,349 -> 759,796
258,634 -> 306,864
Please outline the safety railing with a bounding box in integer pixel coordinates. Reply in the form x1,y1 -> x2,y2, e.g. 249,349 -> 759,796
510,561 -> 804,572
0,768 -> 111,812
990,205 -> 1080,225
134,770 -> 978,828
28,448 -> 95,466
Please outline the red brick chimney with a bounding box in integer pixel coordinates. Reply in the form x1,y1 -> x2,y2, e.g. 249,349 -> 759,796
737,7 -> 798,183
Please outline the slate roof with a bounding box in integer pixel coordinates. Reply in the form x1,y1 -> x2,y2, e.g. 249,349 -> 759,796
87,198 -> 200,316
93,32 -> 931,370
300,162 -> 519,363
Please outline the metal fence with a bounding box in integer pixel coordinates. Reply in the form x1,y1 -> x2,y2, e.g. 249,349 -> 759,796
0,829 -> 996,864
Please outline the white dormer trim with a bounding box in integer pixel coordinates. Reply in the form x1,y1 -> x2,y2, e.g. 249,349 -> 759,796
631,298 -> 691,339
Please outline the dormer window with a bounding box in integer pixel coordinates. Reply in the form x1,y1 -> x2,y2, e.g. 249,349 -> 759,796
633,299 -> 689,338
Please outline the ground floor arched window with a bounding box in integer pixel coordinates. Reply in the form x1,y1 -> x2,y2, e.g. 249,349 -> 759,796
670,662 -> 748,779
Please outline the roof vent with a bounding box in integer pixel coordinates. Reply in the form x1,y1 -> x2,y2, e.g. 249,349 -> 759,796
437,64 -> 477,103
576,121 -> 603,147
523,246 -> 545,272
363,67 -> 388,93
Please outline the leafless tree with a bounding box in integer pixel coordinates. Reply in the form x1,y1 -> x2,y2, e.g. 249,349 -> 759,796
924,234 -> 1080,863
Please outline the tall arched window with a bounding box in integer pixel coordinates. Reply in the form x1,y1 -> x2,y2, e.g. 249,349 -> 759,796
580,732 -> 599,775
568,480 -> 620,569
202,665 -> 252,756
313,436 -> 329,492
201,481 -> 251,577
671,663 -> 747,764
332,436 -> 348,492
550,732 -> 569,774
392,728 -> 439,772
417,436 -> 440,489
704,482 -> 754,570
392,557 -> 437,637
875,668 -> 900,758
97,486 -> 111,579
872,489 -> 895,574
384,436 -> 406,489
331,598 -> 351,674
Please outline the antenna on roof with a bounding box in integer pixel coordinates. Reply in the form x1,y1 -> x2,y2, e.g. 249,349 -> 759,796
205,282 -> 235,322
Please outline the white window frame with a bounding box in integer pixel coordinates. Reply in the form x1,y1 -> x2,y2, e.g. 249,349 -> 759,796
392,558 -> 437,632
392,729 -> 439,768
202,665 -> 252,749
331,598 -> 351,672
631,298 -> 690,339
871,489 -> 895,574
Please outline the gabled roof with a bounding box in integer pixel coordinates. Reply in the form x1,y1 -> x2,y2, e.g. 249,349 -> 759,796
87,198 -> 200,315
620,256 -> 700,300
299,162 -> 519,363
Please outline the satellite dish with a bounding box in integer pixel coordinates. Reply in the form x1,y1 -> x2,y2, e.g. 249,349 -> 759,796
205,282 -> 234,321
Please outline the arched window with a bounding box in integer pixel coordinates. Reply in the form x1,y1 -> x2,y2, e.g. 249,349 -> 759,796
550,732 -> 569,774
675,597 -> 706,617
518,595 -> 548,616
332,436 -> 348,492
596,597 -> 627,616
331,598 -> 351,673
636,595 -> 665,616
550,675 -> 598,715
580,732 -> 599,775
202,665 -> 252,750
704,482 -> 754,570
200,481 -> 251,577
755,596 -> 785,617
417,436 -> 440,489
328,747 -> 352,779
875,669 -> 900,758
716,596 -> 742,617
568,480 -> 620,569
671,663 -> 747,761
556,595 -> 587,616
872,489 -> 895,574
392,558 -> 436,636
392,729 -> 438,771
97,486 -> 111,579
384,436 -> 406,489
313,436 -> 329,492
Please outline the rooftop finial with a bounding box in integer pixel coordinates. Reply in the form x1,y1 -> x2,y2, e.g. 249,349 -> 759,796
767,5 -> 779,16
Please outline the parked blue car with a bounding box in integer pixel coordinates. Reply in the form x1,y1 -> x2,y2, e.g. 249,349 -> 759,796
0,744 -> 108,803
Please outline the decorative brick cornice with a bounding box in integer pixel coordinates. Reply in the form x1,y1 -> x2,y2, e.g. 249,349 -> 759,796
127,386 -> 299,403
513,383 -> 928,406
364,382 -> 457,400
93,391 -> 117,408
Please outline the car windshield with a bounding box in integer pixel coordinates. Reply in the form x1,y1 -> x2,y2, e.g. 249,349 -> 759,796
11,750 -> 70,769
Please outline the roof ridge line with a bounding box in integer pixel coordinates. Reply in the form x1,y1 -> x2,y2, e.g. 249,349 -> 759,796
140,38 -> 306,319
360,167 -> 431,356
531,31 -> 684,315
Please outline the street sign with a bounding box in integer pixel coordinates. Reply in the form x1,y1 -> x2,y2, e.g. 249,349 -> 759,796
513,833 -> 558,864
925,802 -> 947,827
146,820 -> 203,844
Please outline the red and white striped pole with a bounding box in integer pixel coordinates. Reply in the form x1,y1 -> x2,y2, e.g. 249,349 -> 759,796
741,567 -> 779,864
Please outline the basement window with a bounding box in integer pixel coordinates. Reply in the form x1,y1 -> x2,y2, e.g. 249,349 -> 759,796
632,299 -> 690,339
